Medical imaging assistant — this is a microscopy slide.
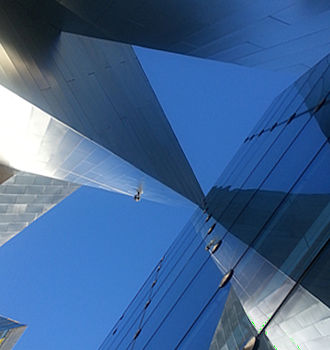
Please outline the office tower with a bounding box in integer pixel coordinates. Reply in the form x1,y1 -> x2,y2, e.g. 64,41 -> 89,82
0,1 -> 329,349
100,54 -> 330,350
0,316 -> 26,350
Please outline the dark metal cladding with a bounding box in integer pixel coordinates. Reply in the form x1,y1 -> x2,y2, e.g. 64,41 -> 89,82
18,0 -> 330,75
0,1 -> 204,206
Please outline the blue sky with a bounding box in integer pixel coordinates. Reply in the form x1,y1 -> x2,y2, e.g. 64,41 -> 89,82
0,47 -> 295,349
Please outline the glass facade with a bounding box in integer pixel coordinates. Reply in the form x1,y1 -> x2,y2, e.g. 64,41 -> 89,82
0,2 -> 329,349
101,54 -> 330,349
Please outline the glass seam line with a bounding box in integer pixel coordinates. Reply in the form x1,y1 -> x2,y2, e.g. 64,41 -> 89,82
101,220 -> 194,348
212,64 -> 329,192
260,238 -> 330,336
207,104 -> 310,209
107,228 -> 192,348
214,113 -> 314,250
114,233 -> 205,349
232,138 -> 329,270
139,255 -> 213,350
174,236 -> 330,350
121,236 -> 207,349
125,133 -> 327,349
218,66 -> 328,189
174,283 -> 223,349
112,228 -> 201,348
130,256 -> 163,350
174,140 -> 328,349
244,96 -> 328,143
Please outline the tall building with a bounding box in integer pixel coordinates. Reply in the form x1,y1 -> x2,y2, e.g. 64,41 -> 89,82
0,1 -> 204,246
0,316 -> 26,350
99,54 -> 330,349
0,1 -> 203,345
0,0 -> 328,246
0,1 -> 329,349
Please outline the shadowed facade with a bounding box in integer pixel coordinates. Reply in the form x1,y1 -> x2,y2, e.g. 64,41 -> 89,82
101,54 -> 330,350
15,0 -> 330,75
0,1 -> 329,349
0,1 -> 204,207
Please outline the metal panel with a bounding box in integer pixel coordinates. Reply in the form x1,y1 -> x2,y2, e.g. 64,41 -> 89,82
0,84 -> 196,205
0,169 -> 79,247
0,2 -> 204,206
0,315 -> 26,350
17,0 -> 330,74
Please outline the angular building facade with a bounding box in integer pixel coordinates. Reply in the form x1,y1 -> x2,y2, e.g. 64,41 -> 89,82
17,0 -> 330,75
0,1 -> 329,349
0,0 -> 329,243
0,1 -> 204,247
0,3 -> 204,206
0,1 -> 203,345
99,55 -> 330,349
0,316 -> 26,350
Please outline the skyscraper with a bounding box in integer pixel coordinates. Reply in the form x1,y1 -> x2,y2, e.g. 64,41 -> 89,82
100,54 -> 330,349
0,1 -> 329,349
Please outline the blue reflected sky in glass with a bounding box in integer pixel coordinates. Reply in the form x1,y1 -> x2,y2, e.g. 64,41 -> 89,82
198,55 -> 330,348
0,47 -> 295,349
174,284 -> 230,350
